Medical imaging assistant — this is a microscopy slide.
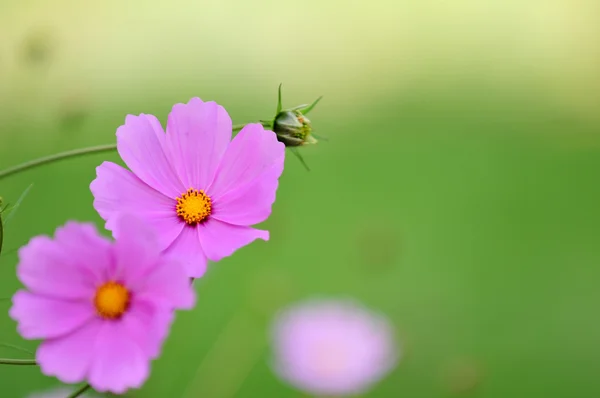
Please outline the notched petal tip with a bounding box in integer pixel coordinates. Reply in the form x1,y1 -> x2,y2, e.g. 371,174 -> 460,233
54,221 -> 100,241
258,229 -> 270,241
16,234 -> 51,262
7,290 -> 26,321
187,97 -> 205,105
170,97 -> 205,114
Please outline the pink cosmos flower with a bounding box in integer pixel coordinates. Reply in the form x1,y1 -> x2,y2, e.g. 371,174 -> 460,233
90,98 -> 286,278
271,298 -> 399,396
9,215 -> 195,394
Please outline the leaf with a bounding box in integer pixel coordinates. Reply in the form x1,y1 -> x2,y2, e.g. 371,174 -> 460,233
3,184 -> 33,226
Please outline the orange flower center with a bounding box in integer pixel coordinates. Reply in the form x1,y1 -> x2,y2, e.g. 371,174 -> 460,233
94,282 -> 130,319
176,188 -> 212,225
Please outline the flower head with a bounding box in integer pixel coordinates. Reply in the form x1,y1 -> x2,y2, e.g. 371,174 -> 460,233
9,215 -> 195,394
90,98 -> 285,278
270,84 -> 322,148
271,298 -> 399,396
272,110 -> 317,147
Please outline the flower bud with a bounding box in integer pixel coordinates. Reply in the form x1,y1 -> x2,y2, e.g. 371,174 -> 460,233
273,110 -> 317,147
269,84 -> 322,148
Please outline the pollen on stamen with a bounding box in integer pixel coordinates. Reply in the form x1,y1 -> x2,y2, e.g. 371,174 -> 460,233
176,188 -> 212,225
94,281 -> 130,319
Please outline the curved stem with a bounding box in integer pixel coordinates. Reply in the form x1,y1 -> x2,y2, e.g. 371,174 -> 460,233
0,358 -> 37,365
0,122 -> 266,181
67,383 -> 91,398
0,144 -> 117,180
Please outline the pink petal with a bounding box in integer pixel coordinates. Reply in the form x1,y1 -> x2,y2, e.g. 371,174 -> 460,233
116,114 -> 185,197
111,214 -> 163,284
208,124 -> 284,198
207,124 -> 284,225
53,221 -> 112,283
88,321 -> 150,394
91,162 -> 183,250
37,318 -> 102,384
211,161 -> 283,226
164,98 -> 232,189
163,226 -> 207,278
198,218 -> 269,262
9,291 -> 94,340
17,223 -> 110,299
110,214 -> 195,305
135,258 -> 196,310
120,299 -> 174,360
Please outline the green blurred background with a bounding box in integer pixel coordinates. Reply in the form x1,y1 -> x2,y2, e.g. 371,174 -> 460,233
2,0 -> 600,397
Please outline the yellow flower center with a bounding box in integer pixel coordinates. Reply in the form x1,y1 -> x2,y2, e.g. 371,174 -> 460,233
94,282 -> 130,319
176,188 -> 212,225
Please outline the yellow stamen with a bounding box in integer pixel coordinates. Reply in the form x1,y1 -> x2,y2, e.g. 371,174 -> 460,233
94,282 -> 130,319
176,188 -> 212,225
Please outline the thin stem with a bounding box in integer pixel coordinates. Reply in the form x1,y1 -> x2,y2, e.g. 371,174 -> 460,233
232,123 -> 245,132
0,358 -> 37,365
0,144 -> 117,180
233,122 -> 271,132
67,383 -> 91,398
0,122 -> 262,181
0,343 -> 34,355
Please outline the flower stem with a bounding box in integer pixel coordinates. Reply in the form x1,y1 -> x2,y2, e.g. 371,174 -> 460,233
0,122 -> 263,181
67,383 -> 91,398
0,358 -> 37,365
0,144 -> 117,180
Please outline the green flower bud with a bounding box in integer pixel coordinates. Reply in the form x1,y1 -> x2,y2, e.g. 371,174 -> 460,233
273,110 -> 317,147
262,84 -> 324,171
269,84 -> 322,147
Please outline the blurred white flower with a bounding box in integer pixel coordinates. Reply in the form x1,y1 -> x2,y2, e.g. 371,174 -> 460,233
270,298 -> 399,396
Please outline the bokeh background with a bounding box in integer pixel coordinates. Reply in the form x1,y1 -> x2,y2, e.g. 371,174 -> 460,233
2,0 -> 600,397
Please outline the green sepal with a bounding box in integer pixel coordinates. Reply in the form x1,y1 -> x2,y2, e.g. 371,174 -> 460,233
276,83 -> 283,115
300,95 -> 323,115
290,147 -> 310,171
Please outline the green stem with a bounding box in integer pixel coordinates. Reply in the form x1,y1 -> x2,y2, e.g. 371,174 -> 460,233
0,122 -> 264,181
67,383 -> 91,398
0,358 -> 37,365
0,144 -> 117,180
